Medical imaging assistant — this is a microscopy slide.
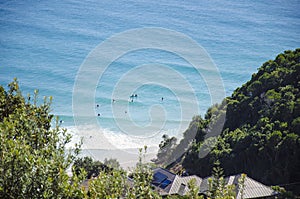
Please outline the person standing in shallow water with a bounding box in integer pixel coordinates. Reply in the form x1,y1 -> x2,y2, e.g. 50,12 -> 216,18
161,97 -> 164,101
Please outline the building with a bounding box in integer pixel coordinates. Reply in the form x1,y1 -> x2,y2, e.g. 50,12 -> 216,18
152,168 -> 278,198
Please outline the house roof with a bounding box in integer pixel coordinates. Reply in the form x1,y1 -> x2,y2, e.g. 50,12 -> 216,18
152,168 -> 278,199
169,175 -> 202,196
152,168 -> 203,196
152,167 -> 177,194
236,175 -> 277,199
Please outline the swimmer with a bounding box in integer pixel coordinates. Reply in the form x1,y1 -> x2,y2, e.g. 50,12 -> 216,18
161,97 -> 164,101
96,104 -> 99,107
97,113 -> 101,116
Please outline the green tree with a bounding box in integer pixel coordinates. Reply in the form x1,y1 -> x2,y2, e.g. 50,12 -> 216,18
172,49 -> 300,195
88,169 -> 128,199
186,178 -> 203,199
207,161 -> 236,199
73,156 -> 109,179
130,146 -> 160,199
104,158 -> 120,170
155,134 -> 177,165
0,79 -> 85,198
88,146 -> 160,199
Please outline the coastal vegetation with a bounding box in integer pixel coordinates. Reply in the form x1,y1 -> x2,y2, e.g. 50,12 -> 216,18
155,49 -> 300,194
0,79 -> 245,198
1,48 -> 299,197
0,79 -> 85,198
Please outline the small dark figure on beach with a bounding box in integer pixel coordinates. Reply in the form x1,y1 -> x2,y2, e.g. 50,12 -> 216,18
96,104 -> 99,107
59,120 -> 63,123
161,97 -> 164,101
97,113 -> 101,116
112,99 -> 116,103
134,94 -> 138,97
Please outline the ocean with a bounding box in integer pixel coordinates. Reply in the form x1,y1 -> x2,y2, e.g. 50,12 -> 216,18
1,0 -> 299,167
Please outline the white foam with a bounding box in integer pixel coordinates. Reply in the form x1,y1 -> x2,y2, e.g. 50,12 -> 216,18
65,124 -> 179,151
64,124 -> 185,168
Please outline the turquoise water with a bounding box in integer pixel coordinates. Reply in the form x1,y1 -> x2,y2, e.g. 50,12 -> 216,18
1,0 -> 299,153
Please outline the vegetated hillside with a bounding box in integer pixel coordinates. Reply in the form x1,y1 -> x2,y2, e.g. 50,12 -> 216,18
157,49 -> 300,193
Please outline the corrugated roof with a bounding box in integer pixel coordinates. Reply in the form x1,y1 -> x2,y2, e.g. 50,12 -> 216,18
167,175 -> 202,195
199,174 -> 277,199
152,168 -> 278,198
199,177 -> 210,193
236,175 -> 277,199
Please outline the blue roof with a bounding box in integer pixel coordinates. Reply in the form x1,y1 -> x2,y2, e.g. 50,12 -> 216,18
153,172 -> 168,184
159,179 -> 172,189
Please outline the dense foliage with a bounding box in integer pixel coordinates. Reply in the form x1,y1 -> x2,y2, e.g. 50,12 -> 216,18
159,49 -> 300,194
73,156 -> 111,179
0,79 -> 85,198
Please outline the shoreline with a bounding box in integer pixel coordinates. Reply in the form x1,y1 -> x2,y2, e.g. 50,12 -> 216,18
77,147 -> 159,169
64,124 -> 176,169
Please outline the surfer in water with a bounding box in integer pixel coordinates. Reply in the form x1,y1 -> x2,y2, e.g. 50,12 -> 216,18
130,94 -> 138,102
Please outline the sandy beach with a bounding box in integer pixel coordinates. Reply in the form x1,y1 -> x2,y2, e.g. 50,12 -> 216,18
66,125 -> 160,169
